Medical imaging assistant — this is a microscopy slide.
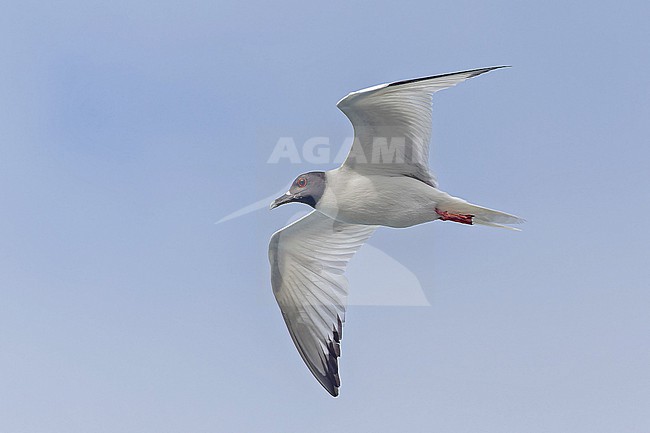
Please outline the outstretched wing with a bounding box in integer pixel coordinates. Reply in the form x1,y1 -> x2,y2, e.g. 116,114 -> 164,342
269,211 -> 376,396
337,66 -> 508,187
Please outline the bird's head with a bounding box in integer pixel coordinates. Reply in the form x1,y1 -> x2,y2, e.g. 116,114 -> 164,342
270,171 -> 326,210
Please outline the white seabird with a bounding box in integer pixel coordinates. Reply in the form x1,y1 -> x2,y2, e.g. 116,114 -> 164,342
269,66 -> 523,396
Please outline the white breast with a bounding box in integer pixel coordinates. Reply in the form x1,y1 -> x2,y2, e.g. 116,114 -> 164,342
317,168 -> 450,228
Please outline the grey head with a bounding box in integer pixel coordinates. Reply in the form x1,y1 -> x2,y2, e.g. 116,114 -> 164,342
270,171 -> 327,210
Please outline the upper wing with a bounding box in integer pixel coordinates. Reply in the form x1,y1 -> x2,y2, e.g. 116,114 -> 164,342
337,66 -> 508,187
269,211 -> 376,396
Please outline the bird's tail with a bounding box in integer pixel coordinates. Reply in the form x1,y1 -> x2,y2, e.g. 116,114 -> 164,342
437,200 -> 524,231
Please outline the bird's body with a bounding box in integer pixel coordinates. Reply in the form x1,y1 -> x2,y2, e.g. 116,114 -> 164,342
268,66 -> 523,396
317,168 -> 461,228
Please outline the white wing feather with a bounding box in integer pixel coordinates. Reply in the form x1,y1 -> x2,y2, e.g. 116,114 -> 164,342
269,211 -> 376,396
337,66 -> 508,187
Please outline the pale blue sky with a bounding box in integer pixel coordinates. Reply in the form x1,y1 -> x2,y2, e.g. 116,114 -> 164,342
1,1 -> 649,432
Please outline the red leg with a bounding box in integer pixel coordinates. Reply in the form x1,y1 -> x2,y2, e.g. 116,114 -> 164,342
435,209 -> 474,225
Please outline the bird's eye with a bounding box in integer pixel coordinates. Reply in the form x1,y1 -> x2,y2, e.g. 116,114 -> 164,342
296,177 -> 307,188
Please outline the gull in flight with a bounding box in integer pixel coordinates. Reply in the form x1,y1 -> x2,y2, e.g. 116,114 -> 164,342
268,66 -> 523,396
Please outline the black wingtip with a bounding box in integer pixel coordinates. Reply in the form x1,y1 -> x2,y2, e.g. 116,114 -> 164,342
321,368 -> 340,397
386,65 -> 511,88
318,318 -> 345,397
323,383 -> 339,397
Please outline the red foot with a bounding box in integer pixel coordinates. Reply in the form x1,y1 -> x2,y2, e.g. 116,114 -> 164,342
435,209 -> 474,225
